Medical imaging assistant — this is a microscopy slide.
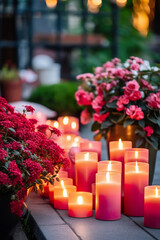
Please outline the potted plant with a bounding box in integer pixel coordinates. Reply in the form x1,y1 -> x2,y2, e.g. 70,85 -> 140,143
75,56 -> 160,183
0,61 -> 22,102
0,97 -> 69,239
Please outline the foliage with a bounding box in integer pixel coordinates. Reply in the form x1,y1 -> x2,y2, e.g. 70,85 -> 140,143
0,98 -> 68,216
0,61 -> 19,81
75,56 -> 160,150
29,81 -> 83,117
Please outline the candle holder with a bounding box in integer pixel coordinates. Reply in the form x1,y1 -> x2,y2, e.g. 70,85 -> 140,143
124,162 -> 149,216
144,186 -> 160,228
95,172 -> 121,220
54,185 -> 76,210
124,148 -> 148,164
75,152 -> 98,192
68,192 -> 93,218
80,141 -> 101,161
98,160 -> 121,173
58,116 -> 79,135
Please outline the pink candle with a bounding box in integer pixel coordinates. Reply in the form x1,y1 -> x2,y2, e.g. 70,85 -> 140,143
57,134 -> 77,153
54,178 -> 73,187
109,139 -> 132,207
68,192 -> 92,218
57,170 -> 68,178
124,148 -> 148,163
95,172 -> 121,220
144,186 -> 160,228
43,182 -> 49,198
27,111 -> 46,126
75,152 -> 98,192
54,185 -> 76,210
80,141 -> 101,161
49,184 -> 54,205
58,116 -> 79,135
124,162 -> 149,216
68,146 -> 80,184
92,183 -> 96,209
98,160 -> 122,173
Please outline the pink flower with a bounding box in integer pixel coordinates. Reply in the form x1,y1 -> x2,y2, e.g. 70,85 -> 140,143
143,126 -> 154,137
76,73 -> 93,81
98,82 -> 112,92
10,200 -> 23,217
126,105 -> 144,120
130,63 -> 140,71
115,69 -> 125,79
146,93 -> 160,109
130,56 -> 144,64
93,112 -> 110,123
140,79 -> 154,91
117,95 -> 129,111
129,91 -> 142,101
91,95 -> 105,113
112,58 -> 121,65
24,105 -> 35,113
75,89 -> 94,106
94,67 -> 103,74
80,109 -> 91,125
124,80 -> 140,94
103,61 -> 114,69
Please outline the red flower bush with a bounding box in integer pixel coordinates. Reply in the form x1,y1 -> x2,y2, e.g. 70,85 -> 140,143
0,97 -> 68,216
75,56 -> 160,150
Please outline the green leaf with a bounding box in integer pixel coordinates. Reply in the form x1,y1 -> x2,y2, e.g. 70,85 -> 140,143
148,115 -> 158,125
136,138 -> 144,147
138,119 -> 145,128
91,122 -> 101,132
110,112 -> 125,124
123,119 -> 135,128
106,101 -> 117,109
8,128 -> 16,133
101,119 -> 113,129
155,128 -> 160,135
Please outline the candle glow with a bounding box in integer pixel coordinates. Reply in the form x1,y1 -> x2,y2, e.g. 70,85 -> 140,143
77,196 -> 83,205
63,117 -> 69,125
119,139 -> 123,149
71,122 -> 76,129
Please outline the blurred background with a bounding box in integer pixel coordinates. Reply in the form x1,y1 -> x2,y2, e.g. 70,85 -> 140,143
0,0 -> 160,116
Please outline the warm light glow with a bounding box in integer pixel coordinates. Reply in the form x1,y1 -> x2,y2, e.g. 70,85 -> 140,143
37,112 -> 42,118
77,196 -> 83,205
63,189 -> 68,197
53,121 -> 59,128
87,0 -> 101,13
63,117 -> 69,125
106,172 -> 110,182
92,0 -> 102,6
66,135 -> 72,141
61,180 -> 65,188
135,162 -> 139,173
155,187 -> 159,198
135,151 -> 138,159
116,0 -> 127,7
108,162 -> 112,171
74,136 -> 80,142
89,142 -> 92,148
84,152 -> 89,161
71,122 -> 76,129
119,139 -> 123,150
45,0 -> 57,8
72,142 -> 78,147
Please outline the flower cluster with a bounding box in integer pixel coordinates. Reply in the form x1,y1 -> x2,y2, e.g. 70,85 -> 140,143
0,97 -> 69,216
75,56 -> 160,150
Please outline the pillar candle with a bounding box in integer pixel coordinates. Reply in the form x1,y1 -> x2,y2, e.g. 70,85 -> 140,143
92,183 -> 96,209
49,184 -> 54,205
109,139 -> 132,207
54,185 -> 76,210
68,192 -> 93,218
57,170 -> 68,178
98,160 -> 122,173
43,182 -> 49,198
124,148 -> 148,164
95,172 -> 121,220
57,134 -> 77,153
124,162 -> 149,216
75,152 -> 98,192
144,186 -> 160,228
54,178 -> 73,187
58,116 -> 79,135
80,141 -> 101,161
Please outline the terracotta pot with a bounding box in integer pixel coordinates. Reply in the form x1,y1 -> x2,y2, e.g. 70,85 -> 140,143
106,124 -> 157,184
0,193 -> 19,239
1,79 -> 22,102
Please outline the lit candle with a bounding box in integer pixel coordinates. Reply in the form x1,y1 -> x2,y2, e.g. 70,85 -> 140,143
57,134 -> 77,153
91,183 -> 96,209
57,170 -> 68,178
95,172 -> 121,220
144,186 -> 160,228
49,184 -> 54,205
109,139 -> 132,207
80,141 -> 101,161
68,192 -> 93,218
98,160 -> 122,173
54,178 -> 73,187
27,111 -> 47,125
54,185 -> 76,210
75,152 -> 98,192
124,162 -> 149,216
43,182 -> 49,198
124,148 -> 148,163
58,116 -> 79,135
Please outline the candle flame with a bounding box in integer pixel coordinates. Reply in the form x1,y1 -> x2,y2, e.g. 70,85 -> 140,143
63,117 -> 69,125
53,121 -> 59,128
156,187 -> 158,198
66,135 -> 71,141
119,139 -> 123,150
84,152 -> 89,161
135,162 -> 139,173
74,137 -> 79,142
63,189 -> 68,197
71,122 -> 76,129
72,142 -> 78,147
106,172 -> 110,182
77,196 -> 83,205
61,180 -> 65,188
108,162 -> 112,171
135,151 -> 138,159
